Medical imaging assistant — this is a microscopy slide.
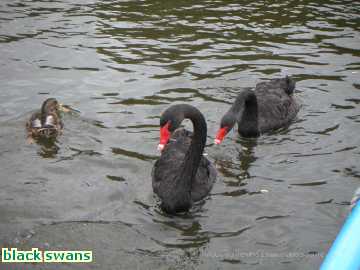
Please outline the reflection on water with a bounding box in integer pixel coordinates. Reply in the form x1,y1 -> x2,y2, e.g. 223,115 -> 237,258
36,138 -> 60,158
0,0 -> 359,269
216,137 -> 257,186
237,138 -> 258,180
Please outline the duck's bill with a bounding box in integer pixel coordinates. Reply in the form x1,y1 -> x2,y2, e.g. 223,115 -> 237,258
59,104 -> 70,112
59,104 -> 80,113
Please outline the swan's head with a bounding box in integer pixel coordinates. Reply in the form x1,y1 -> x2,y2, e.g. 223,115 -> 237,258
215,90 -> 257,144
214,113 -> 236,145
158,107 -> 183,151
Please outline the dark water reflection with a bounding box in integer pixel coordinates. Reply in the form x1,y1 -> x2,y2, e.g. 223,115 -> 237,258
0,0 -> 359,269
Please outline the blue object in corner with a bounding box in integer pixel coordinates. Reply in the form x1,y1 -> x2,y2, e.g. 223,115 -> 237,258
320,202 -> 360,270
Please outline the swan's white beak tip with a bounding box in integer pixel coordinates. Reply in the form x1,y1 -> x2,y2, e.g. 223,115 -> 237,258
157,144 -> 165,151
214,139 -> 221,145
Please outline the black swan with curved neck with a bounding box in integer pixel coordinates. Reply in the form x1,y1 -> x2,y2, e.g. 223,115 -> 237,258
152,104 -> 217,214
215,76 -> 299,143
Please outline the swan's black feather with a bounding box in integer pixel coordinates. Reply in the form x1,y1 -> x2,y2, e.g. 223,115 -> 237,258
152,128 -> 216,213
254,77 -> 299,133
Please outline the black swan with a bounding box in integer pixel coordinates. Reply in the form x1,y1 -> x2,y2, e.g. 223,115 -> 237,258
215,76 -> 299,143
152,104 -> 217,214
26,98 -> 64,142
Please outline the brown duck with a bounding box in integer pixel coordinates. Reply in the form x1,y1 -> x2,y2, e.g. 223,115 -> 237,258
26,98 -> 64,143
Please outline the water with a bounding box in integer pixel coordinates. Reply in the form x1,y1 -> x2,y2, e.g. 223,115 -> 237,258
0,0 -> 359,269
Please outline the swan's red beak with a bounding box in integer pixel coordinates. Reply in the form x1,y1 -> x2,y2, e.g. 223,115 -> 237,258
214,127 -> 228,144
158,122 -> 171,151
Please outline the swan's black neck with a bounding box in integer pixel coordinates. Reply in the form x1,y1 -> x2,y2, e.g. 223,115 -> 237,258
179,105 -> 207,188
229,90 -> 259,137
161,104 -> 207,212
239,91 -> 259,137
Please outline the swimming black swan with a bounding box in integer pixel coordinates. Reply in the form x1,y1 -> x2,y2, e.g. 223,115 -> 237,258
215,76 -> 299,143
152,104 -> 217,214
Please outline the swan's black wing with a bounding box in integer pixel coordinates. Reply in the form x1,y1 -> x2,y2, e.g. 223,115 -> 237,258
152,130 -> 188,201
191,155 -> 217,202
152,128 -> 216,204
254,77 -> 299,132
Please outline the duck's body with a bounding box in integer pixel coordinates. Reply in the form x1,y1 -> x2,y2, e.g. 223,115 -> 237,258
152,104 -> 216,214
215,76 -> 299,142
26,98 -> 63,141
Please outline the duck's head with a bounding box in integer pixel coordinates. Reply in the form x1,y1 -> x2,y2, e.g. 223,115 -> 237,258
38,98 -> 61,138
41,98 -> 60,122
